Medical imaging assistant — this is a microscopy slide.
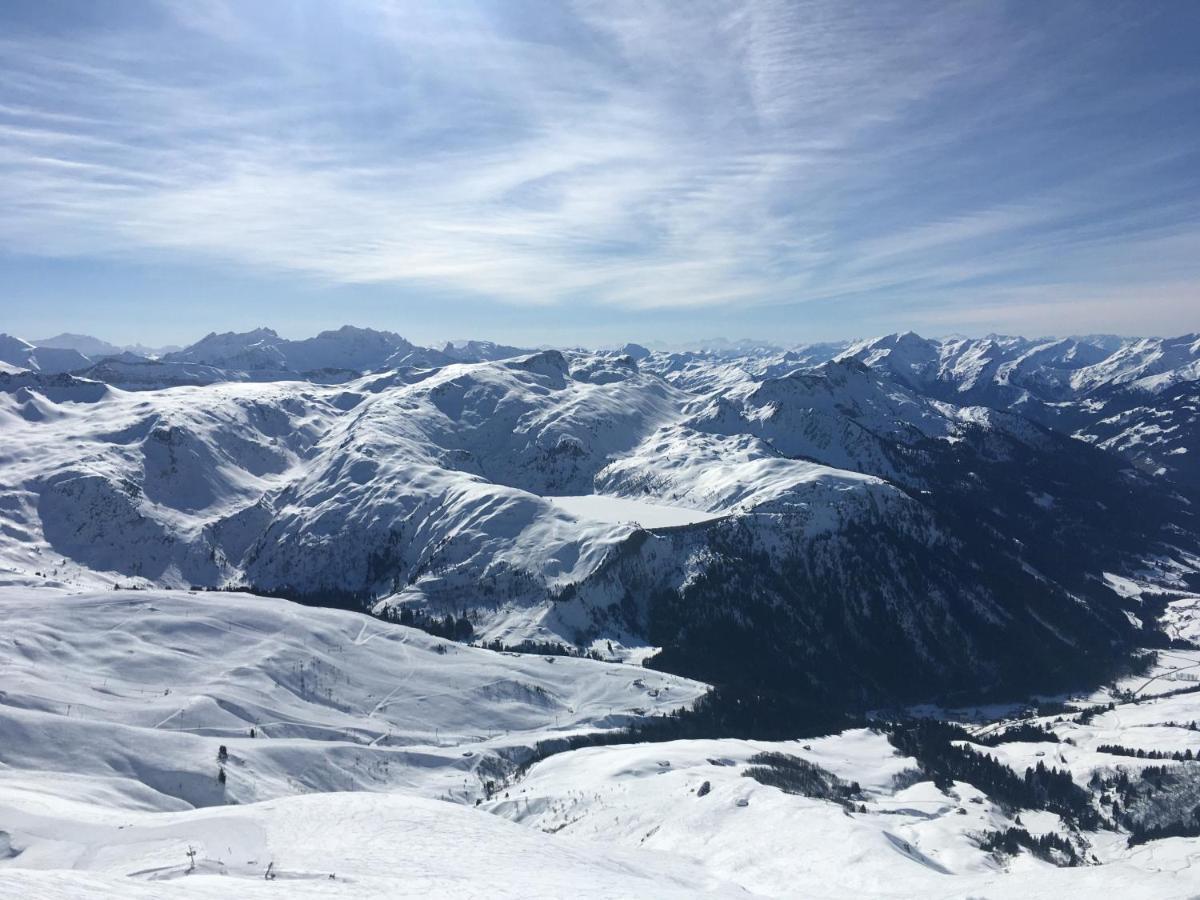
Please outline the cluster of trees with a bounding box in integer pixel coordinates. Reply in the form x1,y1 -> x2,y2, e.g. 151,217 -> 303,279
1164,720 -> 1200,731
741,751 -> 863,806
504,687 -> 865,791
375,605 -> 473,641
628,685 -> 864,742
975,722 -> 1060,746
979,827 -> 1079,866
475,638 -> 603,661
1096,744 -> 1197,762
1091,765 -> 1200,845
1027,699 -> 1116,724
1127,812 -> 1200,847
886,719 -> 1100,828
1074,701 -> 1117,725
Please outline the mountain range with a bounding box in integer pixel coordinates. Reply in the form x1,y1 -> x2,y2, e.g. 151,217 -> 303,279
3,325 -> 1199,715
4,323 -> 1200,896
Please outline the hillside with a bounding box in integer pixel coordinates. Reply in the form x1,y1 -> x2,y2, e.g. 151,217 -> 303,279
2,587 -> 1199,897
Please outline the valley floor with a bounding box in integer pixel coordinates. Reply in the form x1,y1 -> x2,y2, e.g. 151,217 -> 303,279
2,587 -> 1200,897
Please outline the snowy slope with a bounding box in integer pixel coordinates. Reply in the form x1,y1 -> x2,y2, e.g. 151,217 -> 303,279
484,727 -> 1199,899
1070,334 -> 1200,396
829,331 -> 1200,486
0,791 -> 740,898
0,588 -> 704,806
0,781 -> 739,898
1074,382 -> 1200,486
2,592 -> 1199,896
0,585 -> 729,897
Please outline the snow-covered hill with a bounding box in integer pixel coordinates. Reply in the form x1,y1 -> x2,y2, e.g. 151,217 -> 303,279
485,691 -> 1200,898
0,588 -> 724,896
2,586 -> 1199,897
0,588 -> 702,804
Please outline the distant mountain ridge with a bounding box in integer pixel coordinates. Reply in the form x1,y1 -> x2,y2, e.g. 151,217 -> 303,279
0,326 -> 535,388
3,324 -> 1198,484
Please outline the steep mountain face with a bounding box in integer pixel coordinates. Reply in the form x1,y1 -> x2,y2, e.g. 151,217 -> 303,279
232,351 -> 690,608
159,326 -> 531,379
441,339 -> 530,363
1074,381 -> 1200,489
835,332 -> 1200,488
684,359 -> 1193,580
836,332 -> 1111,404
1069,333 -> 1200,396
72,354 -> 247,389
3,340 -> 1195,710
382,340 -> 532,371
152,327 -> 533,383
601,357 -> 1193,703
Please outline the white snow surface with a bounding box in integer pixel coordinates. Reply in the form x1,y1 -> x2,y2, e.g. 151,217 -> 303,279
0,792 -> 738,898
487,712 -> 1200,898
3,587 -> 1200,896
0,587 -> 722,895
546,494 -> 723,528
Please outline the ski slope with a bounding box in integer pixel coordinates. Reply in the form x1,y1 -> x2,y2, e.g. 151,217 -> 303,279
0,791 -> 740,898
0,587 -> 720,895
0,588 -> 704,809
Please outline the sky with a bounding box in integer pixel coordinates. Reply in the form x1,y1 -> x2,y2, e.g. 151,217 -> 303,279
1,0 -> 1198,348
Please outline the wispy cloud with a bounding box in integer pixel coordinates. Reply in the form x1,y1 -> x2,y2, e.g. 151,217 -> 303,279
0,0 -> 1197,334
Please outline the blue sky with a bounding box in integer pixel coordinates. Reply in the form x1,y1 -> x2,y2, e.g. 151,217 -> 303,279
1,0 -> 1198,347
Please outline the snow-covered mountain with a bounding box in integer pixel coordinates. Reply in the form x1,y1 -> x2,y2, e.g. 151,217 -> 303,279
2,329 -> 1198,698
162,325 -> 413,376
834,331 -> 1200,404
3,327 -> 1200,896
829,332 -> 1200,483
0,333 -> 91,374
835,331 -> 1112,402
0,326 -> 535,389
32,332 -> 124,358
159,326 -> 533,381
1074,381 -> 1200,488
3,340 -> 1196,711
